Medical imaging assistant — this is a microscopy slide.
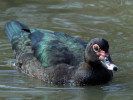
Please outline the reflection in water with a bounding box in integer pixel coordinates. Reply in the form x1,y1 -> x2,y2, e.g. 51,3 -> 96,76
0,0 -> 133,100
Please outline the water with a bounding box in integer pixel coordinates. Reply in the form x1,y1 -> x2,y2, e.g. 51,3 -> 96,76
0,0 -> 133,100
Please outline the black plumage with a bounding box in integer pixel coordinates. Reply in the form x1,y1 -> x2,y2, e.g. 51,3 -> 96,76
5,20 -> 118,85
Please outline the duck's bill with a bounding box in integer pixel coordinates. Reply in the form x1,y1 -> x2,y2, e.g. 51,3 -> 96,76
100,56 -> 118,71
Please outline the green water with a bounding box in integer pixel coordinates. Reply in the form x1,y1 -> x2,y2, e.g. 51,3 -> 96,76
0,0 -> 133,100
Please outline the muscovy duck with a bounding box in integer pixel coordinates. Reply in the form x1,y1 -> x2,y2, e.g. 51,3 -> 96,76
5,20 -> 118,85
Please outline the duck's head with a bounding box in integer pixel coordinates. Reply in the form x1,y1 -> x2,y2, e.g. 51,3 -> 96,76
84,37 -> 118,71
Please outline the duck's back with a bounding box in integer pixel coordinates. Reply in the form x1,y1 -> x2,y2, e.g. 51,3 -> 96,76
5,20 -> 87,67
29,28 -> 87,67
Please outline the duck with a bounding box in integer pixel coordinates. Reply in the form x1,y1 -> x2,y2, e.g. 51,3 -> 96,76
5,20 -> 118,85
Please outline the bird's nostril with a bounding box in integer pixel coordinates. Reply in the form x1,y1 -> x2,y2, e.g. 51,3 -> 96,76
105,57 -> 108,61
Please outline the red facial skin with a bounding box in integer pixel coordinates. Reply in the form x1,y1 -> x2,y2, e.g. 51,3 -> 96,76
93,44 -> 109,61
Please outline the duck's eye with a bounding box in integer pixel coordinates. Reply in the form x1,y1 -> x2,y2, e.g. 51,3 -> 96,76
93,44 -> 100,52
94,46 -> 99,51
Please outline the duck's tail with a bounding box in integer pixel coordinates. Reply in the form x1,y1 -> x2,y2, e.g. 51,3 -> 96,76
5,20 -> 30,42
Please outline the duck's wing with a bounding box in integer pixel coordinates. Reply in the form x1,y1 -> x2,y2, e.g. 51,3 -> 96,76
29,29 -> 87,67
5,20 -> 87,67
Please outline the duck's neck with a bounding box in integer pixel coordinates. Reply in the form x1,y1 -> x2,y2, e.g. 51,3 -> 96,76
80,61 -> 101,71
81,61 -> 91,70
76,61 -> 93,75
75,61 -> 113,85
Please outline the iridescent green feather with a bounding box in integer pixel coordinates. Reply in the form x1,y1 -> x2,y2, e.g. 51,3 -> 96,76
5,20 -> 87,68
29,29 -> 87,67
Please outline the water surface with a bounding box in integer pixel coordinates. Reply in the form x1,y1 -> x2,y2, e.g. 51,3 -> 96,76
0,0 -> 133,100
